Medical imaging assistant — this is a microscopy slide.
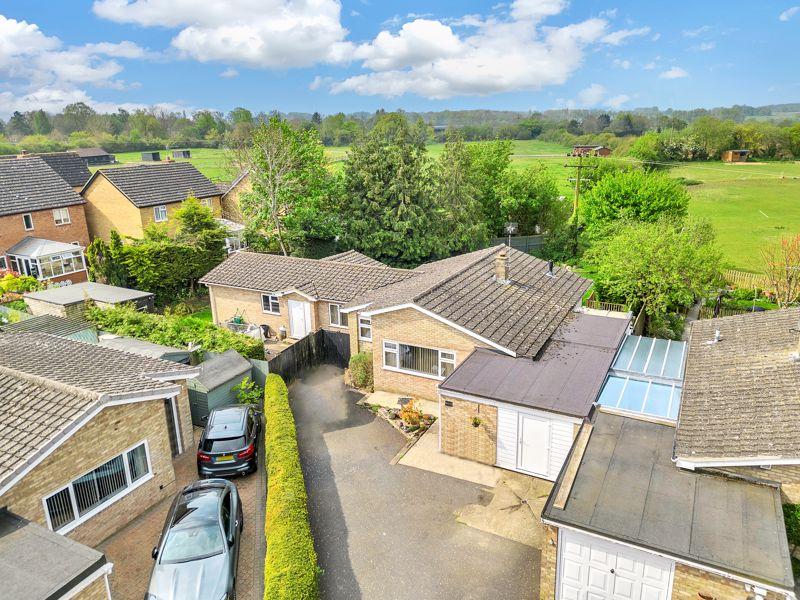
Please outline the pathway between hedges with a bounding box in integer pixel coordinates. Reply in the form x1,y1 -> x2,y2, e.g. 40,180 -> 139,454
290,365 -> 537,600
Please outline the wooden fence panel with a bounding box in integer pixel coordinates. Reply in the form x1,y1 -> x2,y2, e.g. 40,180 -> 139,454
266,329 -> 351,383
723,269 -> 768,290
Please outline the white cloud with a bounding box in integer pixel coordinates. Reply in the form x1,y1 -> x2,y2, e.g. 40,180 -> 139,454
643,61 -> 657,70
577,83 -> 606,106
509,0 -> 567,22
606,94 -> 630,109
779,6 -> 800,21
613,58 -> 631,69
219,68 -> 239,78
601,26 -> 651,45
352,19 -> 465,71
94,0 -> 351,68
683,25 -> 711,37
659,66 -> 689,79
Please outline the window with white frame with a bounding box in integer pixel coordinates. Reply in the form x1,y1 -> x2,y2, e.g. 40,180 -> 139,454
52,207 -> 71,225
38,250 -> 85,280
261,294 -> 280,314
22,213 -> 33,230
329,304 -> 349,327
153,205 -> 168,222
358,315 -> 372,340
383,341 -> 456,378
44,442 -> 150,532
200,197 -> 213,208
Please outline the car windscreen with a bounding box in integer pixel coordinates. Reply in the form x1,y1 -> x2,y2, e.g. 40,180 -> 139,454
160,519 -> 225,563
202,436 -> 246,453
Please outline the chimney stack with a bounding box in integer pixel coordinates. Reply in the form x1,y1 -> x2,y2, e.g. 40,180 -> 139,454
495,248 -> 509,283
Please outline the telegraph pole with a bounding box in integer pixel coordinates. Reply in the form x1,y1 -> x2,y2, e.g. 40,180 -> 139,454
564,153 -> 596,256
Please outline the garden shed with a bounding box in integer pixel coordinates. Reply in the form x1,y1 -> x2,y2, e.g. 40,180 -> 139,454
172,149 -> 191,159
188,349 -> 253,426
141,151 -> 161,161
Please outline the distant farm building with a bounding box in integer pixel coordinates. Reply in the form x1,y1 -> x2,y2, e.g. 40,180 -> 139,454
74,147 -> 114,165
172,149 -> 191,159
141,151 -> 161,161
571,145 -> 612,157
721,149 -> 750,163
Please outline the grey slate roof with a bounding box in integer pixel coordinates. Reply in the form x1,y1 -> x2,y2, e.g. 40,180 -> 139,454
200,251 -> 414,303
322,249 -> 387,267
349,246 -> 591,357
0,156 -> 85,217
675,308 -> 800,461
440,313 -> 629,416
543,411 -> 794,591
0,314 -> 93,337
195,349 -> 251,390
32,152 -> 91,187
0,508 -> 106,600
24,281 -> 153,306
92,162 -> 219,207
73,147 -> 109,158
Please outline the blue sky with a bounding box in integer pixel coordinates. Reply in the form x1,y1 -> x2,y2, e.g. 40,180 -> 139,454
0,0 -> 798,117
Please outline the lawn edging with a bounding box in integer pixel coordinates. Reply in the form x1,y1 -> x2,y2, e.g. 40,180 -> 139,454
263,373 -> 320,600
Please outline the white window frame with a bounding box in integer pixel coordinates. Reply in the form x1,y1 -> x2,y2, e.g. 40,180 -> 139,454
261,294 -> 280,315
153,205 -> 168,223
358,315 -> 372,341
382,339 -> 456,380
36,250 -> 86,280
22,213 -> 34,231
200,197 -> 213,208
42,440 -> 153,535
328,303 -> 349,328
52,207 -> 71,225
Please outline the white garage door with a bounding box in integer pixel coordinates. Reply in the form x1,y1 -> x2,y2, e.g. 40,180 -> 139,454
558,530 -> 673,600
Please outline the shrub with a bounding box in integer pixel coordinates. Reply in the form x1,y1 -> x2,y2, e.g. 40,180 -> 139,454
0,272 -> 42,294
263,374 -> 319,600
399,399 -> 423,426
233,376 -> 263,405
348,352 -> 373,390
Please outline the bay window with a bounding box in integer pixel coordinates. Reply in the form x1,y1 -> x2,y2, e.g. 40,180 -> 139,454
383,340 -> 456,379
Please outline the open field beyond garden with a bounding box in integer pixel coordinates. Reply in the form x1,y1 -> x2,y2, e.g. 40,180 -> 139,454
105,144 -> 800,271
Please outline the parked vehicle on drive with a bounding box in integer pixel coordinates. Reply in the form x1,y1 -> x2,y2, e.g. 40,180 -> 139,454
146,479 -> 243,600
197,405 -> 261,478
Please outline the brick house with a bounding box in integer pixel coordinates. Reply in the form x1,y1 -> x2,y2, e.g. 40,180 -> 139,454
0,333 -> 198,550
219,170 -> 250,223
0,156 -> 91,283
80,162 -> 222,240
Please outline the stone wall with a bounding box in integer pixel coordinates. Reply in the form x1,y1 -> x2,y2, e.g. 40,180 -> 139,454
440,395 -> 498,465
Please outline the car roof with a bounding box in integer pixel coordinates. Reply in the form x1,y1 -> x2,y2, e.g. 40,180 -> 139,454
206,406 -> 248,438
172,488 -> 222,529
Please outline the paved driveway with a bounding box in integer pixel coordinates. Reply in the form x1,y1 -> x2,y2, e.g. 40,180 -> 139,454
99,427 -> 265,600
291,366 -> 538,600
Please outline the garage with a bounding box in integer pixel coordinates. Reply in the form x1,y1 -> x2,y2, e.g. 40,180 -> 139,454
558,529 -> 673,600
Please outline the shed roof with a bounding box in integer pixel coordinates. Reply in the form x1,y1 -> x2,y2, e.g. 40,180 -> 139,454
195,349 -> 251,390
0,509 -> 106,600
0,156 -> 85,217
73,147 -> 110,158
675,308 -> 800,462
97,335 -> 188,360
439,312 -> 628,416
88,162 -> 219,207
31,152 -> 92,187
543,411 -> 794,591
24,281 -> 153,306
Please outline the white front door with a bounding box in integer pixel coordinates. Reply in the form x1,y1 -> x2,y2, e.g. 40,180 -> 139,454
518,415 -> 550,476
288,299 -> 311,338
558,530 -> 673,600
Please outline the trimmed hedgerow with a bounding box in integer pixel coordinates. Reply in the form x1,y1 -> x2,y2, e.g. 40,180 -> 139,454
348,351 -> 373,390
263,374 -> 319,600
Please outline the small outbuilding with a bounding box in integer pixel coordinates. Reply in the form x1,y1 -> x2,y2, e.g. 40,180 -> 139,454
74,147 -> 114,165
188,349 -> 253,425
97,335 -> 192,364
172,149 -> 191,159
570,145 -> 611,157
24,281 -> 154,319
722,149 -> 750,162
141,151 -> 161,161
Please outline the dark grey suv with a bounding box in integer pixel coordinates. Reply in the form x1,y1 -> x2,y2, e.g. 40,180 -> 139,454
145,479 -> 242,600
197,405 -> 261,478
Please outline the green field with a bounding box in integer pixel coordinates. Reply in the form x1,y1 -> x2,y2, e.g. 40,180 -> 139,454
101,144 -> 800,271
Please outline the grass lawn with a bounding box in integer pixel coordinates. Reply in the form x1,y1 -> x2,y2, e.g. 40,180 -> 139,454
190,307 -> 213,322
96,147 -> 235,182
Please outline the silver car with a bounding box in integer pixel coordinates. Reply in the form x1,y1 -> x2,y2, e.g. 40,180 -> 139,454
145,479 -> 243,600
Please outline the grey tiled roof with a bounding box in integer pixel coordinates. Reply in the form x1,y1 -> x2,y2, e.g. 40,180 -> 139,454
94,162 -> 220,207
0,314 -> 93,337
32,152 -> 91,187
675,308 -> 800,461
73,147 -> 109,158
0,156 -> 85,217
200,251 -> 414,302
322,249 -> 387,267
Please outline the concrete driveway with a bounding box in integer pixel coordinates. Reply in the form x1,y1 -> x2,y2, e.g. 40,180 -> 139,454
291,366 -> 538,600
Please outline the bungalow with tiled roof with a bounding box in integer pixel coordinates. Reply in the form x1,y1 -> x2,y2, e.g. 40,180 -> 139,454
80,162 -> 222,240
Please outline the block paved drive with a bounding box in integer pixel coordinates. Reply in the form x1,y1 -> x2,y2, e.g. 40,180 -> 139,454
99,427 -> 265,600
291,365 -> 538,600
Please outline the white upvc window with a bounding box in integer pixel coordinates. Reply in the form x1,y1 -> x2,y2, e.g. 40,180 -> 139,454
43,441 -> 152,534
153,205 -> 168,222
358,315 -> 372,340
22,213 -> 33,230
261,294 -> 280,314
53,207 -> 71,225
37,250 -> 86,280
382,340 -> 456,380
200,197 -> 213,208
329,304 -> 349,328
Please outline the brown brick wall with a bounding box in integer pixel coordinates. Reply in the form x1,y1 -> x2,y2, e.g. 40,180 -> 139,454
220,174 -> 250,223
1,399 -> 177,547
371,307 -> 489,400
174,383 -> 195,452
82,175 -> 145,240
138,195 -> 221,231
671,562 -> 760,600
0,204 -> 90,256
73,574 -> 109,600
440,395 -> 497,465
539,524 -> 558,600
716,464 -> 800,504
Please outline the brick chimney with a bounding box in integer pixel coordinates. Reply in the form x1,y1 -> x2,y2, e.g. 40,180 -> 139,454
494,248 -> 509,283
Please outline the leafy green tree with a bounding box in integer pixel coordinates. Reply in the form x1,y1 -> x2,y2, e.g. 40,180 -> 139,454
689,116 -> 736,158
468,139 -> 513,234
29,110 -> 52,135
60,102 -> 96,133
495,164 -> 565,235
7,111 -> 32,137
85,230 -> 128,286
339,113 -> 443,266
582,169 -> 690,230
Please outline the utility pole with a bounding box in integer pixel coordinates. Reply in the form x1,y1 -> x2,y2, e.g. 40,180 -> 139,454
564,153 -> 596,256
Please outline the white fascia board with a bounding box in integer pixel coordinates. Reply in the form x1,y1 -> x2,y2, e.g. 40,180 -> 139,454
439,389 -> 583,425
362,303 -> 516,357
675,456 -> 800,470
340,303 -> 371,314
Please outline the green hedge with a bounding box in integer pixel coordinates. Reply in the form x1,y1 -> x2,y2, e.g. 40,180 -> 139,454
348,351 -> 373,390
263,374 -> 319,600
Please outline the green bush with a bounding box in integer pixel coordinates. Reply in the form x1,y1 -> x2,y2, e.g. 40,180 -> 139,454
348,352 -> 373,390
84,304 -> 263,358
263,374 -> 319,600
